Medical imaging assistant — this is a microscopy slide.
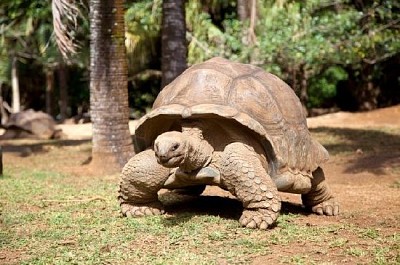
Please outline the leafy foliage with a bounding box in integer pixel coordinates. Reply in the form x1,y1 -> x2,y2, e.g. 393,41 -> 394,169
0,0 -> 89,115
186,0 -> 244,64
1,0 -> 399,114
125,0 -> 162,75
185,0 -> 400,109
308,66 -> 348,107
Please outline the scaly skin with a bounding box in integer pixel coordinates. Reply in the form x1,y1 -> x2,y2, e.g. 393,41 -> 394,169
119,130 -> 282,228
302,167 -> 339,216
119,125 -> 338,227
218,142 -> 281,229
118,149 -> 170,217
119,129 -> 215,218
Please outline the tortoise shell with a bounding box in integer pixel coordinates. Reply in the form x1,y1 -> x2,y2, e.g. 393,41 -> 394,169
134,57 -> 328,175
2,109 -> 57,139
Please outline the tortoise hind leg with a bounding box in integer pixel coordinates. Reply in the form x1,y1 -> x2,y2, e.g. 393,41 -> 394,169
118,149 -> 170,217
219,142 -> 281,229
302,167 -> 339,216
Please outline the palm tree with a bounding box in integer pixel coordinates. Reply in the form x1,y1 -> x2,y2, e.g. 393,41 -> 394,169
161,0 -> 187,88
52,0 -> 134,172
89,0 -> 134,172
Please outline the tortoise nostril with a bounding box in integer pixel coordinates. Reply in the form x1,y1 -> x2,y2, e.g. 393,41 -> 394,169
158,155 -> 169,164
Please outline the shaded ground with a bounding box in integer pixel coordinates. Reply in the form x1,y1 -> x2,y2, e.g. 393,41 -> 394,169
1,105 -> 399,264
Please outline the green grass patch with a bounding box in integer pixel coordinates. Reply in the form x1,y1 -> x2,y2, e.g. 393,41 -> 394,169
1,137 -> 400,264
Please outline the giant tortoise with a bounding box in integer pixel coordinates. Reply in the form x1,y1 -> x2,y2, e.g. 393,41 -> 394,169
118,57 -> 339,229
1,109 -> 59,139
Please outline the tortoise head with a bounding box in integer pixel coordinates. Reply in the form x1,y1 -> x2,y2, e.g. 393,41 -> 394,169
154,131 -> 188,168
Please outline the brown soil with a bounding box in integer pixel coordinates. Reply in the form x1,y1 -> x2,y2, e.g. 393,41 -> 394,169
307,105 -> 400,128
55,105 -> 400,137
2,105 -> 400,264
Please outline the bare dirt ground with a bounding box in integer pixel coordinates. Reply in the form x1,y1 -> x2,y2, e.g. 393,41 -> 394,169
307,105 -> 400,129
2,105 -> 400,264
54,105 -> 400,140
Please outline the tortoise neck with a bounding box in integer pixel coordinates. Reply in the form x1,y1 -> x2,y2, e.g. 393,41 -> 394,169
181,120 -> 204,139
180,121 -> 214,172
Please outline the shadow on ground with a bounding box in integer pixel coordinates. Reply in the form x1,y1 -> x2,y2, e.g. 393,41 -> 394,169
160,191 -> 307,227
0,139 -> 90,157
311,127 -> 400,175
3,127 -> 399,176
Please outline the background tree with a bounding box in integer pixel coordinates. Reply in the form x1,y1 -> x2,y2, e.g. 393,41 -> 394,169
1,0 -> 89,122
88,0 -> 134,172
255,0 -> 399,111
2,0 -> 399,125
161,0 -> 187,88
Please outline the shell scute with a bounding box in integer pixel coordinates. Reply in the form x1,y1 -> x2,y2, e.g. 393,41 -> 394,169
135,57 -> 329,174
154,68 -> 231,109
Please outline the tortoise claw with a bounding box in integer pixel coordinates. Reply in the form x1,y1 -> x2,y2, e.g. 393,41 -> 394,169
121,201 -> 165,217
311,199 -> 339,216
239,209 -> 279,229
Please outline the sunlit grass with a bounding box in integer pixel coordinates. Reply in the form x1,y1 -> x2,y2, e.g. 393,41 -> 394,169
1,128 -> 399,264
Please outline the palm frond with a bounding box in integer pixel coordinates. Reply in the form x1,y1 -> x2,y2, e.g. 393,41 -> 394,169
51,0 -> 82,59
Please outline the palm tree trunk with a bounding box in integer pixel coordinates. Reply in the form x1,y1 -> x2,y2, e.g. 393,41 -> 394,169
11,56 -> 21,113
45,69 -> 55,117
58,61 -> 68,121
161,0 -> 187,88
0,83 -> 8,125
89,0 -> 134,172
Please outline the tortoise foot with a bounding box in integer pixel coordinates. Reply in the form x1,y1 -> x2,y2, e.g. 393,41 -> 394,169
310,198 -> 339,216
239,209 -> 279,229
121,201 -> 165,217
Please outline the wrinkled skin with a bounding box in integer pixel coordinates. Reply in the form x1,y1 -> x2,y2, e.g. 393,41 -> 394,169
119,122 -> 339,229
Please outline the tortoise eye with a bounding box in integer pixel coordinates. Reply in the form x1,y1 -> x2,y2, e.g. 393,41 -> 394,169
171,143 -> 180,151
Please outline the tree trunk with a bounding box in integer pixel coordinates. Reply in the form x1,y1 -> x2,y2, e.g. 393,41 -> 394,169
0,83 -> 8,125
354,65 -> 380,111
89,0 -> 134,173
11,57 -> 21,113
300,66 -> 310,116
161,0 -> 187,88
237,0 -> 250,21
247,0 -> 257,46
358,81 -> 380,111
287,63 -> 309,113
237,0 -> 257,62
45,69 -> 55,117
300,66 -> 309,106
58,61 -> 69,121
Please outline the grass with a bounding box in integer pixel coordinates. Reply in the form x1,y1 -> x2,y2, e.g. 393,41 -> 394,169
1,167 -> 398,265
1,126 -> 399,264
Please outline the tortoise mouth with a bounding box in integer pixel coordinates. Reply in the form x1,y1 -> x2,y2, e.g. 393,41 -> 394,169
157,154 -> 185,168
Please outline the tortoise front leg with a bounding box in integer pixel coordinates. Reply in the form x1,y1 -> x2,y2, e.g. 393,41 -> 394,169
302,167 -> 339,216
219,143 -> 281,229
118,149 -> 170,217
